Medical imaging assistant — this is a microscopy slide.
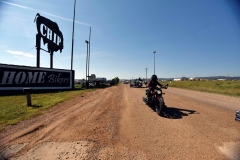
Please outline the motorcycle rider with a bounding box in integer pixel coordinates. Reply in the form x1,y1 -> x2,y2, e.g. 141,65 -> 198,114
146,74 -> 163,103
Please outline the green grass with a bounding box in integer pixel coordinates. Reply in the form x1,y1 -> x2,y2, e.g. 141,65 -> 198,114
0,84 -> 96,131
160,80 -> 240,97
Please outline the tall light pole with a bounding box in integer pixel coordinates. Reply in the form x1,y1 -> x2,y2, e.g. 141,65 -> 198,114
153,51 -> 156,74
71,0 -> 76,70
144,67 -> 148,81
85,40 -> 89,84
88,27 -> 91,80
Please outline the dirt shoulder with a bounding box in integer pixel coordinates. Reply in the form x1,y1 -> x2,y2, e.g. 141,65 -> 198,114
0,84 -> 239,159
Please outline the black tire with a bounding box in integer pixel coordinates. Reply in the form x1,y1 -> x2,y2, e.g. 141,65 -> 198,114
150,103 -> 155,111
155,97 -> 164,116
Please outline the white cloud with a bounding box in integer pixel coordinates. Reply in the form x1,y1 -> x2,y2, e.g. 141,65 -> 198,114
6,50 -> 35,58
41,11 -> 91,26
1,1 -> 29,9
1,0 -> 91,26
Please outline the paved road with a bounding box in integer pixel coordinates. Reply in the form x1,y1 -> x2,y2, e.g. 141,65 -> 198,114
0,84 -> 239,159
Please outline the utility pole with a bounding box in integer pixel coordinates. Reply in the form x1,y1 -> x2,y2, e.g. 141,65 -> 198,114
153,51 -> 156,74
85,40 -> 89,87
71,0 -> 76,70
144,67 -> 148,81
88,27 -> 91,80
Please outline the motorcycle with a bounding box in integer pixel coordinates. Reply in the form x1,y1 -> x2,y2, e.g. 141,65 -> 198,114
236,110 -> 240,122
143,84 -> 168,116
137,80 -> 143,88
130,79 -> 142,88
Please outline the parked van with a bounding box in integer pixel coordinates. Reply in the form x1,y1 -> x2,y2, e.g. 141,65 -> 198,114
96,77 -> 107,83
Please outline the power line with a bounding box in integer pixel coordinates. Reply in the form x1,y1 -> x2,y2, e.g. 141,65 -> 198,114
75,42 -> 84,74
8,46 -> 35,63
53,54 -> 68,69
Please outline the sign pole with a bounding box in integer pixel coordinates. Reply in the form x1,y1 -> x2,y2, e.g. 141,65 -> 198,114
50,51 -> 53,68
36,34 -> 41,67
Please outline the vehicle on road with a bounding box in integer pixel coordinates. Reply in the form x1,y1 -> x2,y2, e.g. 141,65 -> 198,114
144,81 -> 148,85
110,79 -> 117,86
123,80 -> 129,84
236,110 -> 240,121
130,80 -> 136,87
143,84 -> 168,116
96,77 -> 107,83
130,79 -> 143,88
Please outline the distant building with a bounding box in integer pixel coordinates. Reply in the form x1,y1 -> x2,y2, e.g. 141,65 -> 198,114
88,74 -> 96,81
174,77 -> 188,81
189,77 -> 196,81
181,77 -> 188,81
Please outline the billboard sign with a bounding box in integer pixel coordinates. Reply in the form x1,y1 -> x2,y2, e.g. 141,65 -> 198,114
35,13 -> 64,53
0,64 -> 74,91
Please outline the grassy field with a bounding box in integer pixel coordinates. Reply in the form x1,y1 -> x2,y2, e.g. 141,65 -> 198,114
0,84 -> 96,131
160,80 -> 240,97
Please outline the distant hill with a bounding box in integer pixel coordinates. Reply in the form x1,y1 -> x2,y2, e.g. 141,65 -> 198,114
158,76 -> 240,81
193,76 -> 240,80
120,76 -> 240,81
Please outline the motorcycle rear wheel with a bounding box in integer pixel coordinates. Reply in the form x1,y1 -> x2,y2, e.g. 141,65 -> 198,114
155,97 -> 164,116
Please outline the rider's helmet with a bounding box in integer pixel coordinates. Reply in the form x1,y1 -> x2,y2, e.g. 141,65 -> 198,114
151,74 -> 158,81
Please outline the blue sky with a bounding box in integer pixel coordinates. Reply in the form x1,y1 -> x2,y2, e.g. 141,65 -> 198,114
0,0 -> 240,80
